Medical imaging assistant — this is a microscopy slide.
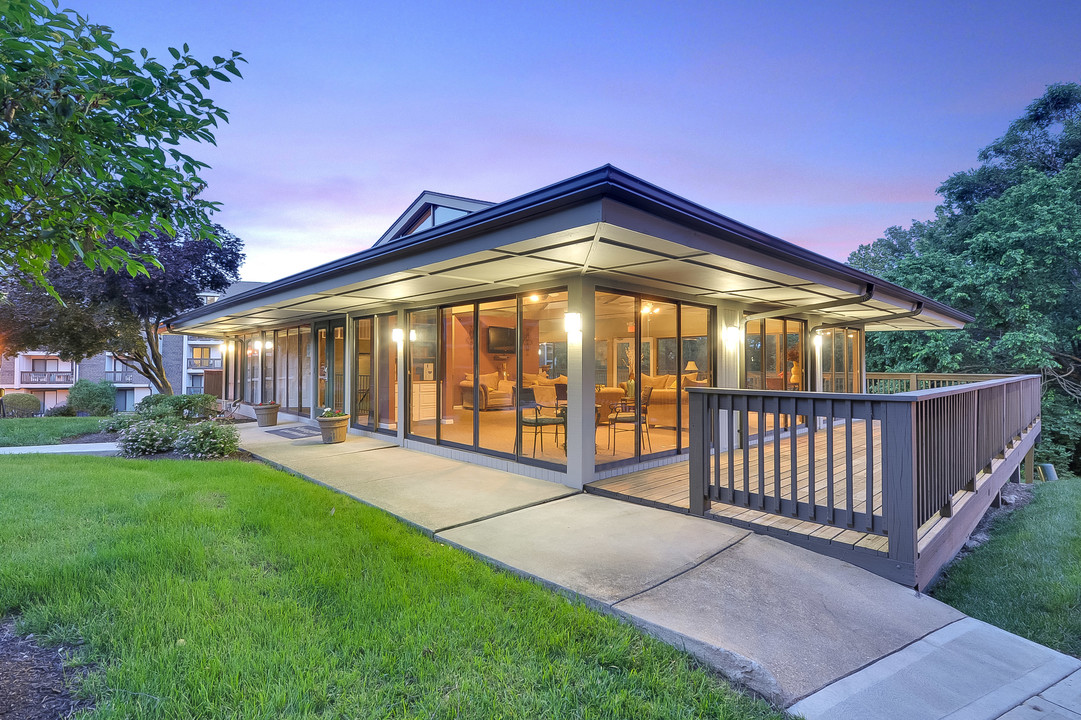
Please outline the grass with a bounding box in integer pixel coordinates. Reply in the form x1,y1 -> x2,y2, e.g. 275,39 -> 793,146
0,455 -> 782,720
932,475 -> 1081,657
0,416 -> 104,446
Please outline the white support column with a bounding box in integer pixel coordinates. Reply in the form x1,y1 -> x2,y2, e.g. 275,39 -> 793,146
396,308 -> 407,444
566,277 -> 596,490
715,304 -> 742,451
716,305 -> 741,389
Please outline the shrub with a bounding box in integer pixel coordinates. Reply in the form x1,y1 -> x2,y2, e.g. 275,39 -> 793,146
68,379 -> 117,416
2,393 -> 41,417
99,413 -> 138,433
117,419 -> 181,457
174,421 -> 239,459
44,403 -> 77,417
134,393 -> 217,420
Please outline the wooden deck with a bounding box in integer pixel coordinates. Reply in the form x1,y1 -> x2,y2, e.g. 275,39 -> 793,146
588,421 -> 891,557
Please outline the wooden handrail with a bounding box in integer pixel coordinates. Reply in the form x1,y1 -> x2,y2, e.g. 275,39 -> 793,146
687,374 -> 1041,586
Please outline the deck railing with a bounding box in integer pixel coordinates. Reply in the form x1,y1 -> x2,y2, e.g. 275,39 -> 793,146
866,372 -> 1012,394
687,374 -> 1041,586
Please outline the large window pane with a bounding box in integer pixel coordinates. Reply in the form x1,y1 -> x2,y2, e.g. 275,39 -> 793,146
441,305 -> 474,446
299,326 -> 311,415
520,291 -> 568,466
679,304 -> 712,451
354,318 -> 372,427
407,309 -> 438,441
477,297 -> 516,456
331,324 -> 345,412
274,330 -> 288,408
316,327 -> 328,409
639,299 -> 677,456
595,292 -> 636,464
376,315 -> 398,430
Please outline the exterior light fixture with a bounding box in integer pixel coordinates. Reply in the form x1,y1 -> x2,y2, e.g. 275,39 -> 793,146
391,328 -> 404,344
218,342 -> 227,353
254,340 -> 263,351
409,329 -> 417,342
722,325 -> 741,349
265,341 -> 273,350
813,333 -> 823,350
564,312 -> 582,343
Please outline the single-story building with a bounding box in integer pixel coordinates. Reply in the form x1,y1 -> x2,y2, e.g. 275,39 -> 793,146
170,165 -> 1041,588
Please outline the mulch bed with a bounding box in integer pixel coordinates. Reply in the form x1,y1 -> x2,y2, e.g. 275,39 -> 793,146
0,617 -> 92,720
953,480 -> 1035,560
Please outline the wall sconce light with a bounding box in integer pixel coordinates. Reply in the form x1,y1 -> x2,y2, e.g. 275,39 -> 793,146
409,329 -> 417,342
254,340 -> 263,351
564,312 -> 582,343
264,341 -> 273,350
813,333 -> 823,351
722,325 -> 741,350
391,328 -> 404,344
218,342 -> 227,353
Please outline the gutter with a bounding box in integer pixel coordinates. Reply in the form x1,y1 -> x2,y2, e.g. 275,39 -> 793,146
743,285 -> 875,324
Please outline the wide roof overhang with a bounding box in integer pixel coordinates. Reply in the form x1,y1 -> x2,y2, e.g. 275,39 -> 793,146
169,166 -> 971,336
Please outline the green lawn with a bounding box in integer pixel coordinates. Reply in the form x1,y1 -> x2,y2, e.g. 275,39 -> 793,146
932,475 -> 1081,657
0,455 -> 781,719
0,416 -> 104,446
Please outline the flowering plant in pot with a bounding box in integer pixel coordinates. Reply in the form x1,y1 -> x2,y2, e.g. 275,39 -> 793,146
316,407 -> 348,443
253,400 -> 280,427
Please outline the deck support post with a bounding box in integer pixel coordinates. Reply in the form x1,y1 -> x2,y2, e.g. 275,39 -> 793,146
688,390 -> 711,515
1025,446 -> 1035,484
883,401 -> 917,582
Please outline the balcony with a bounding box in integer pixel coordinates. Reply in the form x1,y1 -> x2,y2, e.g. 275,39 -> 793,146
185,386 -> 207,395
187,357 -> 223,369
20,371 -> 74,385
105,371 -> 137,383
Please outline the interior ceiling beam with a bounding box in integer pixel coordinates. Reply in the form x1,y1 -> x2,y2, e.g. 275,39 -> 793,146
811,302 -> 925,331
742,284 -> 874,323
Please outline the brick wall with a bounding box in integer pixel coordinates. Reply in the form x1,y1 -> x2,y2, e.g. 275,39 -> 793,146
78,355 -> 105,382
0,355 -> 14,386
162,335 -> 184,394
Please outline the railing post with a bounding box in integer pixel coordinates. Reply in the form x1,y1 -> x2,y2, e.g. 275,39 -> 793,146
689,390 -> 711,516
884,400 -> 918,579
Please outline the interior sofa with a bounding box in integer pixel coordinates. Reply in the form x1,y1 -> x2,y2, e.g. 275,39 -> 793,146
617,373 -> 709,428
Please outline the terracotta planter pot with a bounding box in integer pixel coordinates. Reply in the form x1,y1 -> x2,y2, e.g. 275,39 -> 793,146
253,403 -> 280,427
317,415 -> 349,444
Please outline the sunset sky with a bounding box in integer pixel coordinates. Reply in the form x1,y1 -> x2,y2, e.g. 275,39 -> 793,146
81,0 -> 1080,281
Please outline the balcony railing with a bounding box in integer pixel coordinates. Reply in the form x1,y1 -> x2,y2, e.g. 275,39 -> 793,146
687,374 -> 1041,588
187,357 -> 223,369
185,387 -> 207,395
866,372 -> 1013,394
20,371 -> 73,384
105,371 -> 137,383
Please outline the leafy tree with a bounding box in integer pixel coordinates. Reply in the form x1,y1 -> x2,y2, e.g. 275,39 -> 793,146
0,226 -> 243,394
849,82 -> 1081,470
0,0 -> 244,290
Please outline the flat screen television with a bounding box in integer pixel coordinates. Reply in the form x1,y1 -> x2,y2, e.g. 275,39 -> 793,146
487,326 -> 516,354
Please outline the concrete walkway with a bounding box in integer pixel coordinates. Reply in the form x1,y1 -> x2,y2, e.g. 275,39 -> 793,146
0,441 -> 118,456
237,421 -> 1081,717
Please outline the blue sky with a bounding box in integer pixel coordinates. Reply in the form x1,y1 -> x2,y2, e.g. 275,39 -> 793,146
81,1 -> 1081,281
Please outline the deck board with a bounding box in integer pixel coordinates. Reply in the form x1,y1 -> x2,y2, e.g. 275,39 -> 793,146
587,421 -> 891,557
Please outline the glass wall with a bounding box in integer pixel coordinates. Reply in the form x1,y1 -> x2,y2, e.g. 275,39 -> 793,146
594,291 -> 712,467
745,318 -> 805,391
408,291 -> 569,468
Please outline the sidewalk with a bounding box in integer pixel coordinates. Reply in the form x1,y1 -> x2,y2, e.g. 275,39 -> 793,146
0,441 -> 118,456
241,421 -> 1081,717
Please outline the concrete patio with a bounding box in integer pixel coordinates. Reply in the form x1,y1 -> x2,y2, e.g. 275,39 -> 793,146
231,421 -> 1081,716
